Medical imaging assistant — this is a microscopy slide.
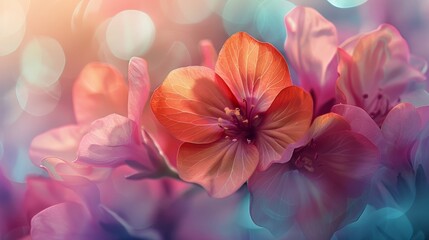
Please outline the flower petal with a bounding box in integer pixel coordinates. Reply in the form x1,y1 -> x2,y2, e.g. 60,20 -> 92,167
248,165 -> 343,239
31,202 -> 104,240
127,57 -> 150,131
215,32 -> 292,112
41,157 -> 111,182
77,114 -> 145,166
381,103 -> 421,170
256,86 -> 313,170
285,6 -> 338,113
332,104 -> 383,147
29,125 -> 89,165
151,66 -> 237,144
73,63 -> 128,125
314,130 -> 380,195
178,138 -> 258,198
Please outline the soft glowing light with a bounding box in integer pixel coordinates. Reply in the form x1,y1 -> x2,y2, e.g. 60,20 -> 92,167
150,41 -> 191,88
160,0 -> 215,24
222,0 -> 261,37
1,88 -> 24,125
256,0 -> 295,51
15,78 -> 62,117
21,37 -> 66,88
327,0 -> 368,8
106,10 -> 155,60
0,0 -> 27,56
72,0 -> 103,32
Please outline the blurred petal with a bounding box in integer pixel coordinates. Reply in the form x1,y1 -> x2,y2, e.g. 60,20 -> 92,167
78,114 -> 144,166
127,57 -> 150,131
332,104 -> 383,147
417,105 -> 429,124
215,32 -> 292,112
199,40 -> 217,69
73,63 -> 128,124
256,86 -> 313,170
24,177 -> 80,220
249,165 -> 342,239
336,48 -> 364,106
151,66 -> 236,144
41,157 -> 110,182
29,125 -> 89,165
332,206 -> 413,240
315,130 -> 379,194
381,103 -> 421,169
31,202 -> 104,240
369,167 -> 416,211
285,6 -> 338,111
178,138 -> 258,198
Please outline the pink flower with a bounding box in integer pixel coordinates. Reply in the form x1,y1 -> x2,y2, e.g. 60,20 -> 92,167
29,60 -> 130,180
27,166 -> 182,240
332,103 -> 425,211
284,7 -> 426,123
336,25 -> 426,125
285,6 -> 339,117
76,57 -> 176,179
248,113 -> 379,239
151,32 -> 313,197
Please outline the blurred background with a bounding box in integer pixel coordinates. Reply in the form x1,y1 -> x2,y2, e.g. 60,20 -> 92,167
1,0 -> 428,182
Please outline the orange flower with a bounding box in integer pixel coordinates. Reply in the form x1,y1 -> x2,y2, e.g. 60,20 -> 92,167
151,32 -> 313,197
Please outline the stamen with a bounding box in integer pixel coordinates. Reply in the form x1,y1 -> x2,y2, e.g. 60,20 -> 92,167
246,139 -> 252,144
232,138 -> 237,142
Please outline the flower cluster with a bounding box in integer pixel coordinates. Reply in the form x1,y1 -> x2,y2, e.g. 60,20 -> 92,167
1,6 -> 429,240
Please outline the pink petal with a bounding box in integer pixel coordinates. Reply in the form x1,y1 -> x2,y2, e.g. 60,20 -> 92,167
336,48 -> 366,107
41,157 -> 110,182
256,86 -> 313,170
178,138 -> 259,198
215,32 -> 292,112
314,130 -> 380,196
381,103 -> 421,169
332,104 -> 383,147
73,63 -> 128,125
29,125 -> 89,165
417,105 -> 429,125
31,202 -> 104,240
24,177 -> 80,220
77,114 -> 144,166
284,6 -> 338,113
199,40 -> 217,69
151,66 -> 237,144
127,57 -> 150,133
248,165 -> 343,239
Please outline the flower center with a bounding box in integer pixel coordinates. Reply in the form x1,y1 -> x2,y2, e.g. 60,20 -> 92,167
218,99 -> 261,144
291,139 -> 318,173
362,90 -> 399,126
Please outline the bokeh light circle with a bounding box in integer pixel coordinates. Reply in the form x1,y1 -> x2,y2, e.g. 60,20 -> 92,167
222,0 -> 260,36
1,88 -> 24,125
106,10 -> 155,60
256,0 -> 295,51
15,78 -> 62,117
327,0 -> 368,8
0,0 -> 27,56
21,37 -> 66,88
